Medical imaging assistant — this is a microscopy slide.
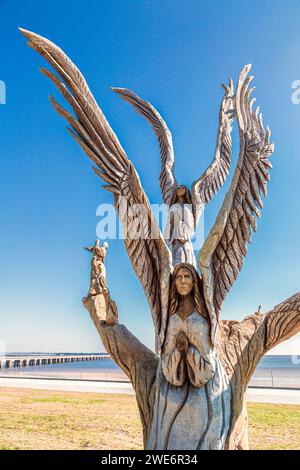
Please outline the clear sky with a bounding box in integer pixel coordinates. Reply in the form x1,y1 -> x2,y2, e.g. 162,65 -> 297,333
1,0 -> 300,354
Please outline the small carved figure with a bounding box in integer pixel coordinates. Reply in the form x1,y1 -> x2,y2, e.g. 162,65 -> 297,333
163,186 -> 196,266
112,84 -> 235,268
85,240 -> 108,296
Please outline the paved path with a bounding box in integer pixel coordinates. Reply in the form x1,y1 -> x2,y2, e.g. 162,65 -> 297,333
247,387 -> 300,405
1,377 -> 300,404
0,377 -> 133,395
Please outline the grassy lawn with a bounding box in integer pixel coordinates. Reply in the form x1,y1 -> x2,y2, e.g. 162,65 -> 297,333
0,387 -> 299,450
248,402 -> 300,450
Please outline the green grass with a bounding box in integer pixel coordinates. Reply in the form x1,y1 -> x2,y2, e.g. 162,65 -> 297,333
248,402 -> 300,450
0,388 -> 142,450
0,387 -> 299,450
20,396 -> 105,405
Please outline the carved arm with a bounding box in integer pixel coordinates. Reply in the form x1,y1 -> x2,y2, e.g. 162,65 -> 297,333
83,292 -> 158,444
262,292 -> 300,351
221,292 -> 300,387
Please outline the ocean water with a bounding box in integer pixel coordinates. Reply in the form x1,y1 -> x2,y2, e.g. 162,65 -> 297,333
0,357 -> 127,381
258,355 -> 300,369
1,355 -> 300,388
252,355 -> 300,388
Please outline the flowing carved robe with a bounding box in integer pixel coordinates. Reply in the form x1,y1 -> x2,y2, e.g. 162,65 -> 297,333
148,311 -> 231,449
164,203 -> 196,268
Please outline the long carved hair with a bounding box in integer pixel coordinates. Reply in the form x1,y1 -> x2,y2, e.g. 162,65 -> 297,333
169,263 -> 209,322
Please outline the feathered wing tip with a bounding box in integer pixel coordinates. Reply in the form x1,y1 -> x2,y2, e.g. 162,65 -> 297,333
198,63 -> 275,342
19,27 -> 40,41
19,27 -> 129,171
191,74 -> 235,222
111,85 -> 177,206
236,63 -> 254,132
111,86 -> 163,119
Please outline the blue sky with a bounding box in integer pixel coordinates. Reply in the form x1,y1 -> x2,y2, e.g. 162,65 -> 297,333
1,0 -> 300,354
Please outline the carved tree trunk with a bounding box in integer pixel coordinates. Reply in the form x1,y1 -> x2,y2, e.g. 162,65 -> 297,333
84,292 -> 300,450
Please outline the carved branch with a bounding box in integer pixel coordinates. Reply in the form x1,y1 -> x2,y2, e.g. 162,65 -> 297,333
264,292 -> 300,351
219,293 -> 300,449
219,293 -> 300,393
83,293 -> 158,445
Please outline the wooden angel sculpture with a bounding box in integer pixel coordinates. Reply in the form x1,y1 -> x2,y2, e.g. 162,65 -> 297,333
112,85 -> 234,268
20,27 -> 300,450
84,240 -> 108,296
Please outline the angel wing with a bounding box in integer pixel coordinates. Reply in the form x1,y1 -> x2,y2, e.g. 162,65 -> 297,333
112,87 -> 178,206
198,64 -> 275,345
191,79 -> 235,224
19,28 -> 172,352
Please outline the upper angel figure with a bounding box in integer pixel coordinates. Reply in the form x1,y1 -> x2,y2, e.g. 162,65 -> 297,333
20,28 -> 274,352
112,84 -> 235,268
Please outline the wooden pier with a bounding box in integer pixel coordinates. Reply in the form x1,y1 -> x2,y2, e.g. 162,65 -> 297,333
0,354 -> 109,369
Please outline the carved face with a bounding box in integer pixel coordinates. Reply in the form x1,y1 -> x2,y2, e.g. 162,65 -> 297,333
175,267 -> 194,296
176,185 -> 187,197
